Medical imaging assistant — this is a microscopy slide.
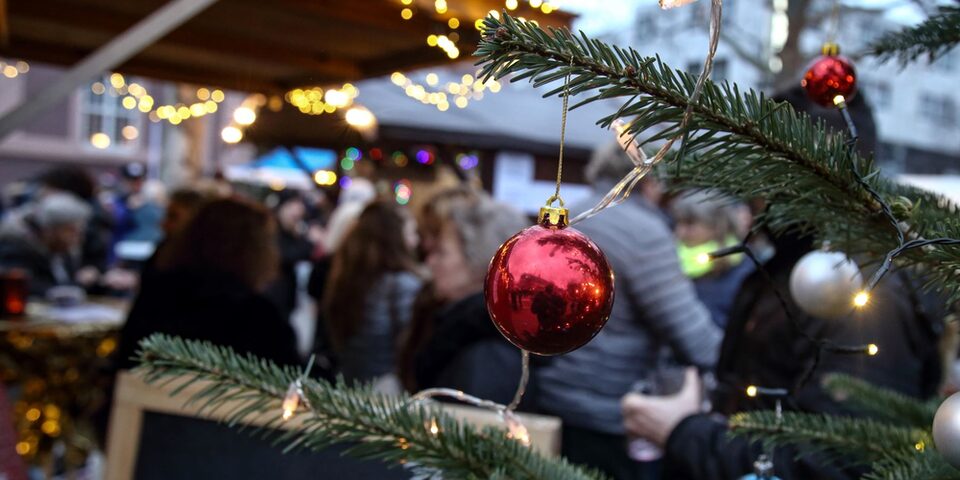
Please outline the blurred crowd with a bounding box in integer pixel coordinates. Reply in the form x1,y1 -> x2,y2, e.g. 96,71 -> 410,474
0,86 -> 952,480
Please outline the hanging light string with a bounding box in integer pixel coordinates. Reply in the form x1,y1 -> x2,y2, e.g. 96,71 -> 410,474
280,355 -> 316,421
570,0 -> 723,225
547,56 -> 574,208
833,97 -> 960,304
708,239 -> 876,393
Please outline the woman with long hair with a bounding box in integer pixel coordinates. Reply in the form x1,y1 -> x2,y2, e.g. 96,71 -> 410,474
322,201 -> 422,388
115,197 -> 301,370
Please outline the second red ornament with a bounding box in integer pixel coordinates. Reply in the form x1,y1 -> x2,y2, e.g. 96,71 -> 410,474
801,42 -> 857,108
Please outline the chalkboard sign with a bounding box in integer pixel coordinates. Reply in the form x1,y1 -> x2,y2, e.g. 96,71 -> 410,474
105,372 -> 560,479
133,412 -> 407,480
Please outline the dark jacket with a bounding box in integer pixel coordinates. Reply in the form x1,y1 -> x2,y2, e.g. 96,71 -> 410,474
662,233 -> 944,480
693,259 -> 754,328
115,267 -> 302,371
413,292 -> 533,408
265,229 -> 313,320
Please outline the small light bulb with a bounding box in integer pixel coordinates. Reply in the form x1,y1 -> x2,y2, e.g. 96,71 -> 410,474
281,386 -> 299,421
867,344 -> 879,356
746,385 -> 758,397
853,291 -> 870,308
833,95 -> 846,107
428,418 -> 440,435
696,252 -> 711,265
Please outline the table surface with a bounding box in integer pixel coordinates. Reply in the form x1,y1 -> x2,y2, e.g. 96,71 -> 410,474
0,297 -> 130,334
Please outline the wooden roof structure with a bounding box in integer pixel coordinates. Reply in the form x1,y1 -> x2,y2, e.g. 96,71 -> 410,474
0,0 -> 573,94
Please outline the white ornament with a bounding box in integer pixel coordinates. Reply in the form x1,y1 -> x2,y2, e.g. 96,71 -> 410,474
789,250 -> 863,319
934,392 -> 960,468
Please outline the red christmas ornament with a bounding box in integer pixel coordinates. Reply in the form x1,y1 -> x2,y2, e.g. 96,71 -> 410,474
484,205 -> 615,356
801,43 -> 857,107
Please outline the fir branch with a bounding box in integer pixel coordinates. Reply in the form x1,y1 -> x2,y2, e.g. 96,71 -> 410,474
868,6 -> 960,66
474,14 -> 960,301
136,334 -> 604,480
823,374 -> 940,429
729,410 -> 930,467
864,454 -> 959,480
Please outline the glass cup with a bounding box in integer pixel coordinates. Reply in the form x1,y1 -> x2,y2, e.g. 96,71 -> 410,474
626,364 -> 688,462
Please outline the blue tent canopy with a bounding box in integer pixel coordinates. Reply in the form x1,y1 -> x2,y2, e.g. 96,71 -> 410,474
251,147 -> 337,171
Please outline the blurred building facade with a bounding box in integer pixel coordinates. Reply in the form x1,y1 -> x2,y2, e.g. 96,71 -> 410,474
617,0 -> 959,174
0,61 -> 254,188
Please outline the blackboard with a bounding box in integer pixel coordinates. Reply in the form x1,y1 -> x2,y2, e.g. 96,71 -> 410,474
133,412 -> 410,480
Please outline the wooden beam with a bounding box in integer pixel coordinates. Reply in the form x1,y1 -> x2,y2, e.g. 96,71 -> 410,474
0,0 -> 219,140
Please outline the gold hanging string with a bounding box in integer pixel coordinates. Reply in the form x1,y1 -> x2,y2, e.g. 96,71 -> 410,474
827,0 -> 842,44
547,56 -> 575,208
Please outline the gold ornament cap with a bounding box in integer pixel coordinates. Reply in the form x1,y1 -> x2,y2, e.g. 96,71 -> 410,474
538,206 -> 569,228
821,42 -> 840,56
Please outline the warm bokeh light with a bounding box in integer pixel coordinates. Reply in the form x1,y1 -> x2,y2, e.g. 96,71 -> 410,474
121,125 -> 139,140
506,0 -> 519,9
109,73 -> 125,89
211,89 -> 225,102
3,66 -> 19,78
345,106 -> 376,129
853,291 -> 870,308
90,132 -> 111,149
233,106 -> 257,125
401,7 -> 413,19
121,96 -> 137,110
867,344 -> 879,356
746,385 -> 758,397
448,17 -> 460,28
313,170 -> 338,186
221,126 -> 243,144
197,87 -> 210,100
91,82 -> 106,95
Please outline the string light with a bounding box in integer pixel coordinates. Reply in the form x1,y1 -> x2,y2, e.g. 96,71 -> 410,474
746,385 -> 758,397
434,0 -> 447,14
313,170 -> 337,186
696,252 -> 711,265
233,106 -> 257,125
1,59 -> 28,79
428,418 -> 440,435
448,17 -> 460,28
853,291 -> 870,308
286,83 -> 359,115
89,75 -> 225,125
121,125 -> 139,140
506,0 -> 519,9
221,126 -> 243,144
90,132 -> 111,149
344,105 -> 376,129
391,71 -> 501,111
867,344 -> 879,356
401,7 -> 413,19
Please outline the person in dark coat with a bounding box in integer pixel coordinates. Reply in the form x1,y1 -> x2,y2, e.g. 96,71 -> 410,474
0,192 -> 92,295
398,187 -> 531,407
621,229 -> 945,480
115,197 -> 301,370
264,193 -> 314,321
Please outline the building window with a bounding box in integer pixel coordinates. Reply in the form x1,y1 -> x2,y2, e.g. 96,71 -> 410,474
862,80 -> 891,109
919,93 -> 956,126
687,58 -> 727,81
79,74 -> 142,150
932,51 -> 956,72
